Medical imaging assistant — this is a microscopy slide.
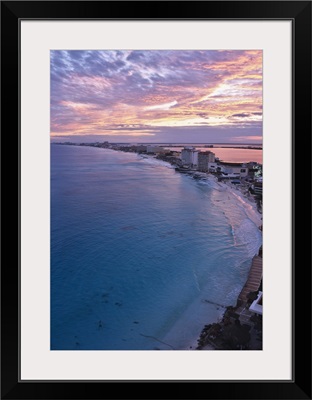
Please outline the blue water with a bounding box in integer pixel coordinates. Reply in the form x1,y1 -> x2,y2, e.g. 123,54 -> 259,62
51,145 -> 262,350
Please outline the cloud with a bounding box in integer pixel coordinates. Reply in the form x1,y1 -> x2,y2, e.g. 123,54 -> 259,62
232,113 -> 251,118
232,135 -> 262,142
51,125 -> 262,144
51,50 -> 262,140
145,100 -> 178,111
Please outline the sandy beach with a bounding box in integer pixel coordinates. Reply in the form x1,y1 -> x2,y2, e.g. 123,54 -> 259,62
215,177 -> 263,228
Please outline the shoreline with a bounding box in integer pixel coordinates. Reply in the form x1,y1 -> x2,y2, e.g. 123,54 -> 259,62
194,177 -> 263,350
135,154 -> 263,351
216,178 -> 262,227
106,149 -> 264,350
154,159 -> 263,350
195,250 -> 262,350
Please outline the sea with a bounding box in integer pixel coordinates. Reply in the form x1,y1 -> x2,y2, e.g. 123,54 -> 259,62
51,144 -> 262,350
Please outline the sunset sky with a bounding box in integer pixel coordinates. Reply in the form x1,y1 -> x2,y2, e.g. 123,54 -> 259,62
50,50 -> 262,143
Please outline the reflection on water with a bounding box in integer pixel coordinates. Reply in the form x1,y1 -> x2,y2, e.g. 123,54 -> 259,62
164,146 -> 262,163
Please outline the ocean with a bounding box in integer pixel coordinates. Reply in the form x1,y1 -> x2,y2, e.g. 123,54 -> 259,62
51,144 -> 262,350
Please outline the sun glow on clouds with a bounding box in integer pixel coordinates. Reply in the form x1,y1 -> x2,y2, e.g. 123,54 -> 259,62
51,130 -> 155,137
61,101 -> 96,110
50,50 -> 262,142
145,100 -> 178,111
150,116 -> 230,127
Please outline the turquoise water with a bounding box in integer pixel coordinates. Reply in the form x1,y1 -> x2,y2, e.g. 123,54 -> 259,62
51,145 -> 262,350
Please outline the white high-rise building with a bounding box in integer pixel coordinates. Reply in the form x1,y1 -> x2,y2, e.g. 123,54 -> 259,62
181,147 -> 198,166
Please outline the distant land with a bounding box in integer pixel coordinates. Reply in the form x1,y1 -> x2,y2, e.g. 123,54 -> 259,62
52,142 -> 262,149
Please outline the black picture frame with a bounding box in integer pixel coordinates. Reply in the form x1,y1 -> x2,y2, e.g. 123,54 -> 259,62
1,1 -> 311,399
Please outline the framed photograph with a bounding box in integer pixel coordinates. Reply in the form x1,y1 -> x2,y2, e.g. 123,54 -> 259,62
2,1 -> 311,398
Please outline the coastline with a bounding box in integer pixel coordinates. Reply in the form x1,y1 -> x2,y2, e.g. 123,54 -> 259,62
196,251 -> 263,350
136,153 -> 263,350
195,177 -> 263,350
129,155 -> 262,350
215,178 -> 262,227
157,160 -> 262,350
